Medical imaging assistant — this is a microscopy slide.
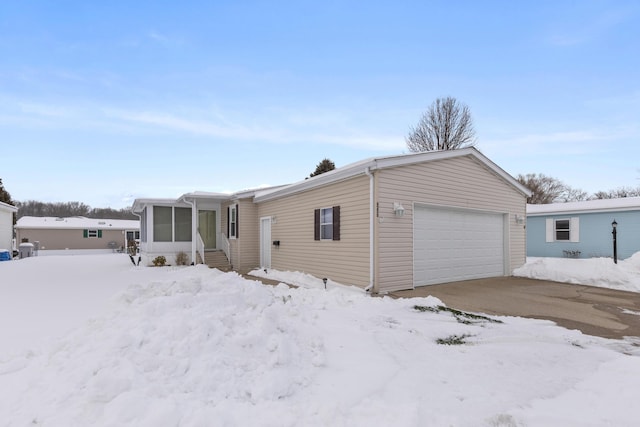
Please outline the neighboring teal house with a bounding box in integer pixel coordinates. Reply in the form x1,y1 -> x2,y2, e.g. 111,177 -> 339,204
526,197 -> 640,259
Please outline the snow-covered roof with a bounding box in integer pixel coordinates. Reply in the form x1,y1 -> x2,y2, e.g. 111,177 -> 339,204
254,147 -> 531,203
15,216 -> 140,230
527,197 -> 640,216
0,201 -> 18,213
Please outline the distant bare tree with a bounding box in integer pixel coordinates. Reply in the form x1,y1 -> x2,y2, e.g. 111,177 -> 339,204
591,186 -> 640,199
557,187 -> 589,203
516,173 -> 586,204
406,97 -> 476,152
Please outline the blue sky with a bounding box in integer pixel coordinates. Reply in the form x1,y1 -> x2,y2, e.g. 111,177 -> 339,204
1,1 -> 638,209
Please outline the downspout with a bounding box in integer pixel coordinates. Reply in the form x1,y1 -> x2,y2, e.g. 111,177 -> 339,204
364,167 -> 374,293
184,198 -> 197,265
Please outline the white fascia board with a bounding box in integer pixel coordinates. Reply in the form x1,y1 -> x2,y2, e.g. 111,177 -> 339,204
131,198 -> 183,213
254,158 -> 377,203
0,201 -> 18,213
15,216 -> 139,230
527,197 -> 640,216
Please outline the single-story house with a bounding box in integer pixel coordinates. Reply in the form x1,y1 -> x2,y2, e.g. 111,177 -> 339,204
132,147 -> 531,293
0,201 -> 18,258
526,197 -> 640,260
15,216 -> 140,253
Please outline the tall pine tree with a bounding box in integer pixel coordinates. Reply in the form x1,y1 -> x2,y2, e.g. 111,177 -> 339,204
309,158 -> 336,178
0,178 -> 14,206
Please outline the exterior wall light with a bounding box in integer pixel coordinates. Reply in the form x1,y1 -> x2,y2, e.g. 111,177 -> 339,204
393,202 -> 405,217
514,214 -> 525,224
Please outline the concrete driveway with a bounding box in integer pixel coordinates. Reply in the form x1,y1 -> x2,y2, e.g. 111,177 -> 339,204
388,277 -> 640,339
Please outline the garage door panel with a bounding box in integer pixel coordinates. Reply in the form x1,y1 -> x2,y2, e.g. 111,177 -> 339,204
414,206 -> 505,286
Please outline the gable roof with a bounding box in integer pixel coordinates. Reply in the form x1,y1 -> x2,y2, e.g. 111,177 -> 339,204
254,147 -> 531,203
0,201 -> 18,213
15,216 -> 139,230
527,197 -> 640,216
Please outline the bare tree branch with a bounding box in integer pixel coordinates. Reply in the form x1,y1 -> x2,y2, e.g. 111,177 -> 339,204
406,97 -> 476,152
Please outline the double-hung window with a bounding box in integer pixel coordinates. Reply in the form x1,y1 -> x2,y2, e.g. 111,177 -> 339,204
314,206 -> 340,241
545,217 -> 579,243
320,208 -> 333,240
229,205 -> 238,238
83,229 -> 102,238
554,219 -> 570,241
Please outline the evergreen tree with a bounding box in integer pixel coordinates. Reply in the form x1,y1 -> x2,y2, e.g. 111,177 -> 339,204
0,178 -> 14,206
309,158 -> 336,178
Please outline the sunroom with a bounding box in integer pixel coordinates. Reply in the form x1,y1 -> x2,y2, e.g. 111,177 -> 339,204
132,192 -> 230,266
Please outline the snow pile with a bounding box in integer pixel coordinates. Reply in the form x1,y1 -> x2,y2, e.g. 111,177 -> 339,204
1,254 -> 640,426
514,253 -> 640,293
249,267 -> 366,293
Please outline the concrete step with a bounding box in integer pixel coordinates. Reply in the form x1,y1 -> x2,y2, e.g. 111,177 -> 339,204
203,250 -> 231,271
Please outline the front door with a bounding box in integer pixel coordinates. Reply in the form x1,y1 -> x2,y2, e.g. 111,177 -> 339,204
260,216 -> 272,268
198,210 -> 217,250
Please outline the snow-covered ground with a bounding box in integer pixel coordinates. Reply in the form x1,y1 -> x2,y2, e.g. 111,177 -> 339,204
1,254 -> 639,426
514,252 -> 640,293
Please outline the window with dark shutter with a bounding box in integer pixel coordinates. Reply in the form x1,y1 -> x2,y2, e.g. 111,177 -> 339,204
229,204 -> 238,238
316,206 -> 340,241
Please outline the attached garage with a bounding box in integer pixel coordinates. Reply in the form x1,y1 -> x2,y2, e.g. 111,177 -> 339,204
413,205 -> 507,286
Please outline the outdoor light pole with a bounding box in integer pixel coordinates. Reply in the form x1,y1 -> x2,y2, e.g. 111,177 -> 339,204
612,219 -> 618,264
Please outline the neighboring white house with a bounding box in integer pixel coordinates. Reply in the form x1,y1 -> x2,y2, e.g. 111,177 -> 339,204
0,201 -> 18,259
15,216 -> 140,254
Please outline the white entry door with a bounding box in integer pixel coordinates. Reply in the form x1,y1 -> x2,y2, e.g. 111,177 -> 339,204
413,205 -> 505,286
260,217 -> 272,268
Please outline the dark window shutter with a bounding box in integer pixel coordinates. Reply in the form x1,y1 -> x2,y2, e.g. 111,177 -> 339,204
98,230 -> 103,238
227,206 -> 230,236
333,206 -> 340,241
314,209 -> 320,241
235,204 -> 239,238
83,229 -> 88,238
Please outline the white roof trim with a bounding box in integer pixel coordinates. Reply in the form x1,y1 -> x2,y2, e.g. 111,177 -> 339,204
254,147 -> 531,203
131,198 -> 182,213
527,197 -> 640,216
15,216 -> 140,230
0,201 -> 18,213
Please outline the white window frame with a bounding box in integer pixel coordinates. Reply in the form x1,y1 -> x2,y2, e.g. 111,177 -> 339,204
545,217 -> 580,243
87,229 -> 98,238
554,219 -> 570,241
320,207 -> 333,240
229,204 -> 238,239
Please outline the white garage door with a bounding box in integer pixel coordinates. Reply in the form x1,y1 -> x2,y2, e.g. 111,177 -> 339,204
414,205 -> 505,286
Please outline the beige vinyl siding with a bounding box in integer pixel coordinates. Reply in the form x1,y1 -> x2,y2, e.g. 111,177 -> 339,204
376,155 -> 527,293
14,228 -> 127,250
222,199 -> 260,272
257,175 -> 371,288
